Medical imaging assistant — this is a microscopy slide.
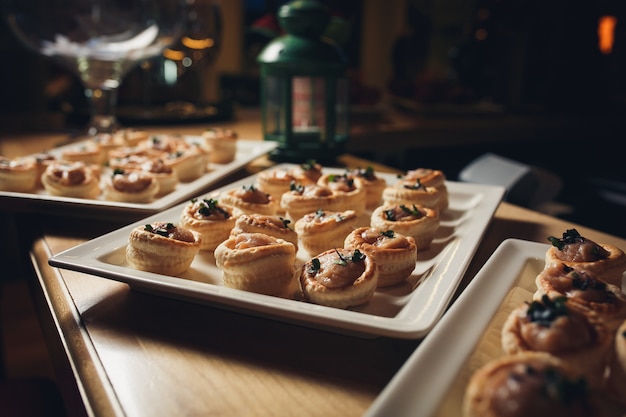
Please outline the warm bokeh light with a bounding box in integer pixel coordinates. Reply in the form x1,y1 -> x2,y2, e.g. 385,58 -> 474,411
181,37 -> 214,50
598,15 -> 617,54
163,48 -> 185,61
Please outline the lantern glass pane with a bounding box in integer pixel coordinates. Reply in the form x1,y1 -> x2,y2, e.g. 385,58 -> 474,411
264,75 -> 285,136
292,76 -> 325,140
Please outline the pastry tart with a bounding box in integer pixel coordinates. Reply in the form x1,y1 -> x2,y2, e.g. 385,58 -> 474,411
219,184 -> 279,216
33,152 -> 57,189
0,156 -> 38,192
382,178 -> 442,211
92,132 -> 126,159
403,168 -> 449,210
230,213 -> 298,252
606,319 -> 626,404
280,182 -> 343,222
463,351 -> 596,417
545,228 -> 626,287
294,209 -> 359,256
126,222 -> 201,276
534,263 -> 626,331
214,232 -> 297,297
501,294 -> 612,389
163,143 -> 210,182
113,128 -> 150,147
202,127 -> 238,164
317,173 -> 366,216
255,167 -> 297,209
346,166 -> 387,210
41,161 -> 101,199
103,168 -> 160,203
370,204 -> 440,250
289,160 -> 323,184
60,141 -> 104,165
109,155 -> 178,196
300,247 -> 378,309
179,197 -> 242,251
344,227 -> 417,287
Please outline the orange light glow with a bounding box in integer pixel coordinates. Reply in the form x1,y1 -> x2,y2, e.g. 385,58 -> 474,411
598,15 -> 617,54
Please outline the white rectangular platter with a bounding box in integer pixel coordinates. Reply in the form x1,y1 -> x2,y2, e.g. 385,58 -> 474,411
0,138 -> 276,218
364,238 -> 626,416
49,165 -> 505,339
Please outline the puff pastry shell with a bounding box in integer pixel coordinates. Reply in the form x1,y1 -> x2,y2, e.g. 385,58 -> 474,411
344,227 -> 417,287
219,184 -> 279,215
545,229 -> 626,287
382,179 -> 442,211
534,263 -> 626,331
103,169 -> 159,203
179,198 -> 242,251
403,168 -> 449,210
370,204 -> 439,250
0,156 -> 38,192
126,222 -> 202,276
214,232 -> 297,297
294,209 -> 359,256
230,214 -> 298,252
280,183 -> 343,223
202,127 -> 238,164
501,295 -> 612,389
41,161 -> 101,199
463,351 -> 596,417
317,173 -> 366,216
299,248 -> 378,309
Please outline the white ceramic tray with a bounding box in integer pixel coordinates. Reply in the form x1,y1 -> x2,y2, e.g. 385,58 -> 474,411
49,165 -> 505,338
364,238 -> 626,416
0,138 -> 276,218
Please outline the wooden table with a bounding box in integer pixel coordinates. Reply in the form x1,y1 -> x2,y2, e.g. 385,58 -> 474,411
3,119 -> 626,417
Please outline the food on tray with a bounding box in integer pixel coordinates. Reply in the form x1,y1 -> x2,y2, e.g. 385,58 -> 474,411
92,132 -> 126,159
202,127 -> 238,164
41,160 -> 101,199
463,351 -> 597,417
126,221 -> 202,276
299,248 -> 378,309
219,183 -> 279,215
112,128 -> 151,147
108,155 -> 178,196
346,166 -> 386,210
294,209 -> 359,256
289,160 -> 323,184
545,228 -> 626,287
33,152 -> 57,188
501,294 -> 612,389
382,177 -> 443,211
344,227 -> 417,287
60,141 -> 104,165
230,213 -> 298,252
103,169 -> 160,203
403,167 -> 449,210
316,172 -> 366,216
255,166 -> 297,210
370,203 -> 440,249
179,198 -> 242,251
214,232 -> 297,296
280,182 -> 342,222
0,155 -> 38,192
534,263 -> 626,332
162,143 -> 209,183
606,319 -> 626,405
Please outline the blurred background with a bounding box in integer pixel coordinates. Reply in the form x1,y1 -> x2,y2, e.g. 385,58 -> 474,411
1,0 -> 625,237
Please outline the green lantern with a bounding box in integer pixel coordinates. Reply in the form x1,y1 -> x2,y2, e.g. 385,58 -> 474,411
257,0 -> 349,164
